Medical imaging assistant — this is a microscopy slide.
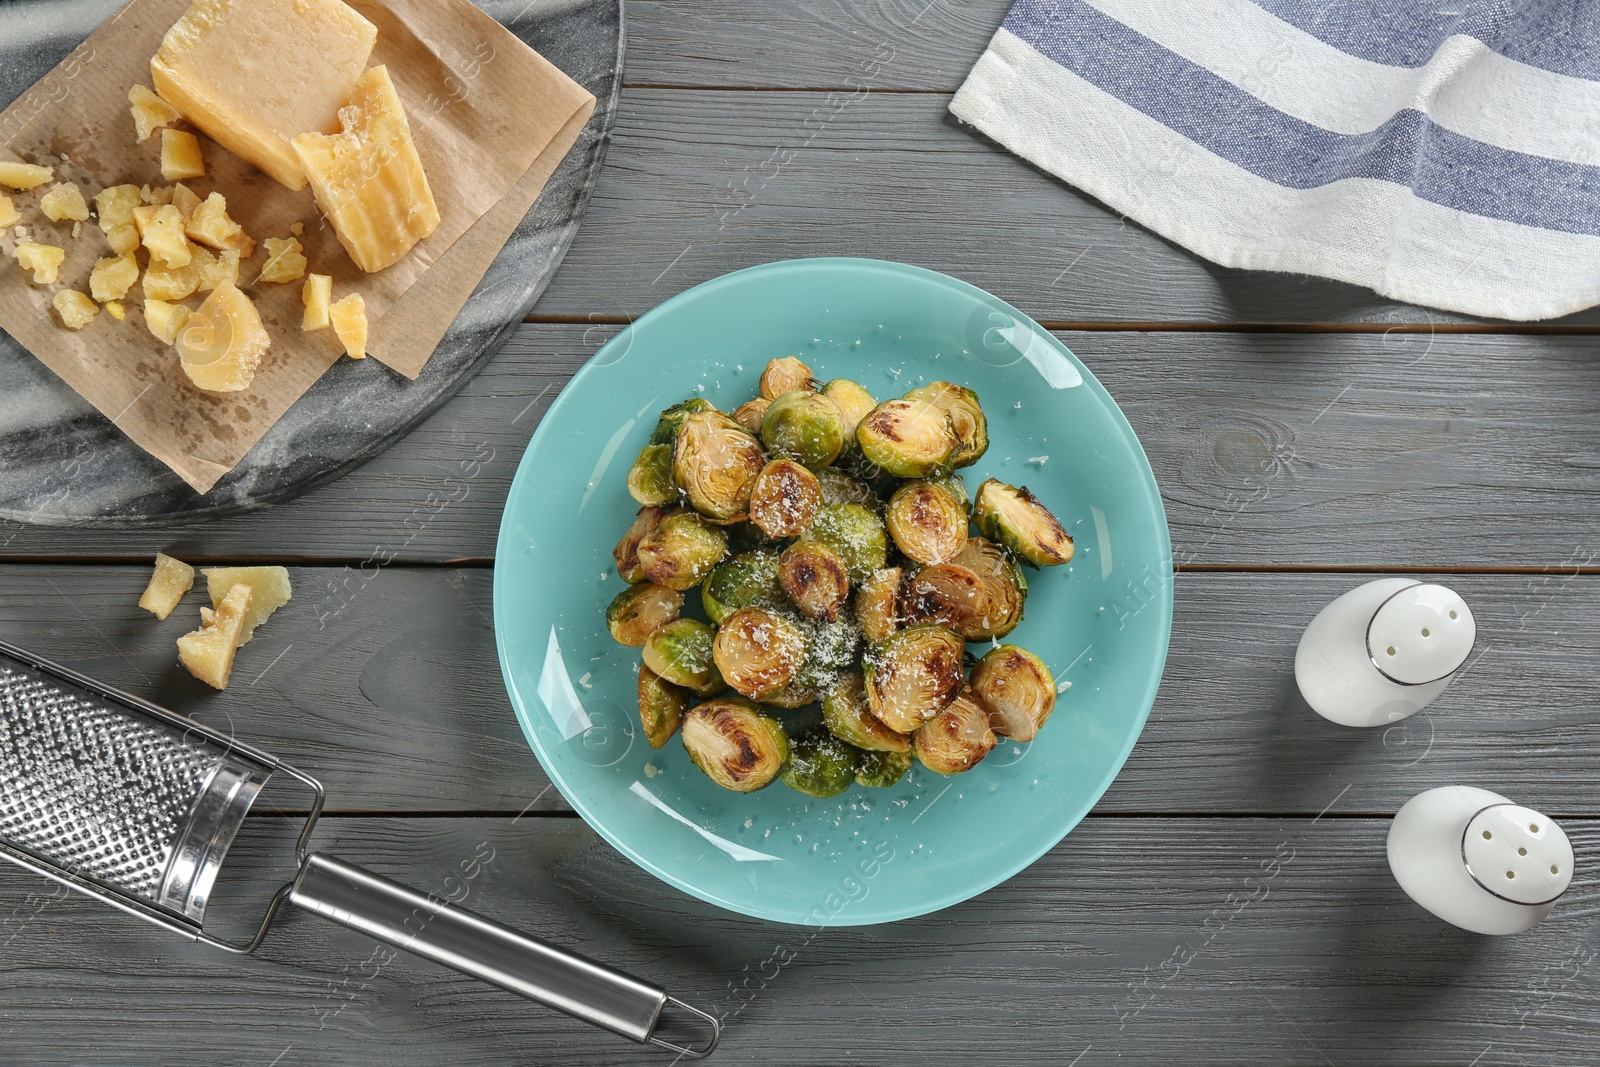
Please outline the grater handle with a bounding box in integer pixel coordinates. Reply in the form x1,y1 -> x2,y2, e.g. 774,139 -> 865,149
289,853 -> 719,1057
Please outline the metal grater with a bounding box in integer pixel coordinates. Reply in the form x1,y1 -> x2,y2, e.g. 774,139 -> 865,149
0,640 -> 718,1059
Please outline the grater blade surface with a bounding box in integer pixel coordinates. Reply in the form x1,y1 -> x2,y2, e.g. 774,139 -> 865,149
0,649 -> 267,920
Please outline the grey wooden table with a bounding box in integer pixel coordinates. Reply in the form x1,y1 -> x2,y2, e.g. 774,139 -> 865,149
4,2 -> 1600,1064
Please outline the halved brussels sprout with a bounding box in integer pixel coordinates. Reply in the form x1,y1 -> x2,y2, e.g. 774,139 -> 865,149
885,480 -> 968,565
606,583 -> 684,646
732,397 -> 771,435
794,616 -> 864,692
912,691 -> 997,774
673,411 -> 766,522
701,548 -> 784,624
650,397 -> 716,446
823,669 -> 911,753
627,443 -> 678,507
748,458 -> 821,538
971,644 -> 1057,741
972,479 -> 1075,566
781,728 -> 863,798
637,510 -> 729,591
905,381 -> 988,467
613,505 -> 667,584
863,624 -> 965,733
638,666 -> 689,748
759,684 -> 820,709
822,379 -> 876,439
855,749 -> 913,788
642,618 -> 721,693
759,356 -> 813,400
802,503 -> 888,584
815,467 -> 879,509
854,566 -> 903,644
898,563 -> 985,635
760,390 -> 848,470
682,698 -> 790,792
931,472 -> 971,516
712,606 -> 807,701
935,536 -> 1027,640
779,541 -> 851,622
856,397 -> 960,478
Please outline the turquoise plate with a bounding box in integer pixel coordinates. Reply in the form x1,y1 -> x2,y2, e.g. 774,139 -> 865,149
494,259 -> 1172,925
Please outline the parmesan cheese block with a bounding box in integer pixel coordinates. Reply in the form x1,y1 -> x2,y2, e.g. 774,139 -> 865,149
292,66 -> 440,273
151,0 -> 377,191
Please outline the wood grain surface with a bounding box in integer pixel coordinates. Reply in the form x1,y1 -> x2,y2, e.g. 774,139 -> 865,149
4,2 -> 1600,1064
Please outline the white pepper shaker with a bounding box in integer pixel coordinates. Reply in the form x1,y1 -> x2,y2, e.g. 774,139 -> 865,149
1388,786 -> 1574,935
1294,578 -> 1475,727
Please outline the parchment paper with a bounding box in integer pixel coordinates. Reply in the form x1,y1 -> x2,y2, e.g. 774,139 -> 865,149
0,0 -> 595,493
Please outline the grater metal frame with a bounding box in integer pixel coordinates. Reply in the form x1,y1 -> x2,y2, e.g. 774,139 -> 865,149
0,638 -> 326,954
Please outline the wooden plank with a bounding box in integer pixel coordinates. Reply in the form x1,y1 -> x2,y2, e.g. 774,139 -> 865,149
5,567 -> 1600,817
1,326 -> 1595,568
0,813 -> 1594,1064
626,0 -> 1001,91
531,89 -> 1600,326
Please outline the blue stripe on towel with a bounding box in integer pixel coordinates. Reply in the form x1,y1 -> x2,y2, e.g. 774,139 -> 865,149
1004,0 -> 1600,237
1249,0 -> 1600,81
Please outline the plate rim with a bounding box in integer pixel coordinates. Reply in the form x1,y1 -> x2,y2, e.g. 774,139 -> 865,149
494,256 -> 1173,925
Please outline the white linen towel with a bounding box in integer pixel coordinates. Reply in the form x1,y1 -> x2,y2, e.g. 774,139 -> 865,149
951,0 -> 1600,320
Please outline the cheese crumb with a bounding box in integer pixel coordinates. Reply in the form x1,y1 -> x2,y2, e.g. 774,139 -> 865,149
161,129 -> 206,181
52,290 -> 99,330
40,182 -> 90,223
0,161 -> 53,190
129,85 -> 182,143
138,553 -> 194,618
185,192 -> 254,257
171,182 -> 202,220
13,240 -> 66,284
143,255 -> 201,301
143,298 -> 192,345
328,293 -> 366,358
301,273 -> 332,331
177,282 -> 270,392
0,194 -> 17,229
259,236 -> 307,283
105,300 -> 126,321
89,253 -> 140,302
135,204 -> 192,267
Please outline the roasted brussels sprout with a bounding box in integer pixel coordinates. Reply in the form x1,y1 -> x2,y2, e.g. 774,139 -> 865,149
905,381 -> 988,467
823,669 -> 911,753
748,458 -> 821,538
912,691 -> 997,774
779,541 -> 851,622
822,379 -> 876,439
606,583 -> 684,647
637,510 -> 729,591
863,624 -> 965,733
815,467 -> 879,509
971,644 -> 1057,741
781,728 -> 863,798
802,503 -> 888,584
627,443 -> 678,507
638,666 -> 688,748
972,479 -> 1075,566
613,505 -> 666,584
759,356 -> 813,400
885,480 -> 968,565
650,397 -> 716,445
701,548 -> 784,624
854,566 -> 903,644
855,749 -> 912,788
673,411 -> 766,521
760,390 -> 848,470
682,698 -> 790,792
794,617 -> 863,692
732,397 -> 771,435
642,618 -> 721,693
712,606 -> 807,701
856,397 -> 960,478
906,536 -> 1026,640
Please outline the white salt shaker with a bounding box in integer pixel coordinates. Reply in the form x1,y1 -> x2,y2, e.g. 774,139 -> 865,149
1388,786 -> 1574,934
1294,578 -> 1475,727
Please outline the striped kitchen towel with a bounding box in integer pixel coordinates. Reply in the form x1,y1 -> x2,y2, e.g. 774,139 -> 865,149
950,0 -> 1600,321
